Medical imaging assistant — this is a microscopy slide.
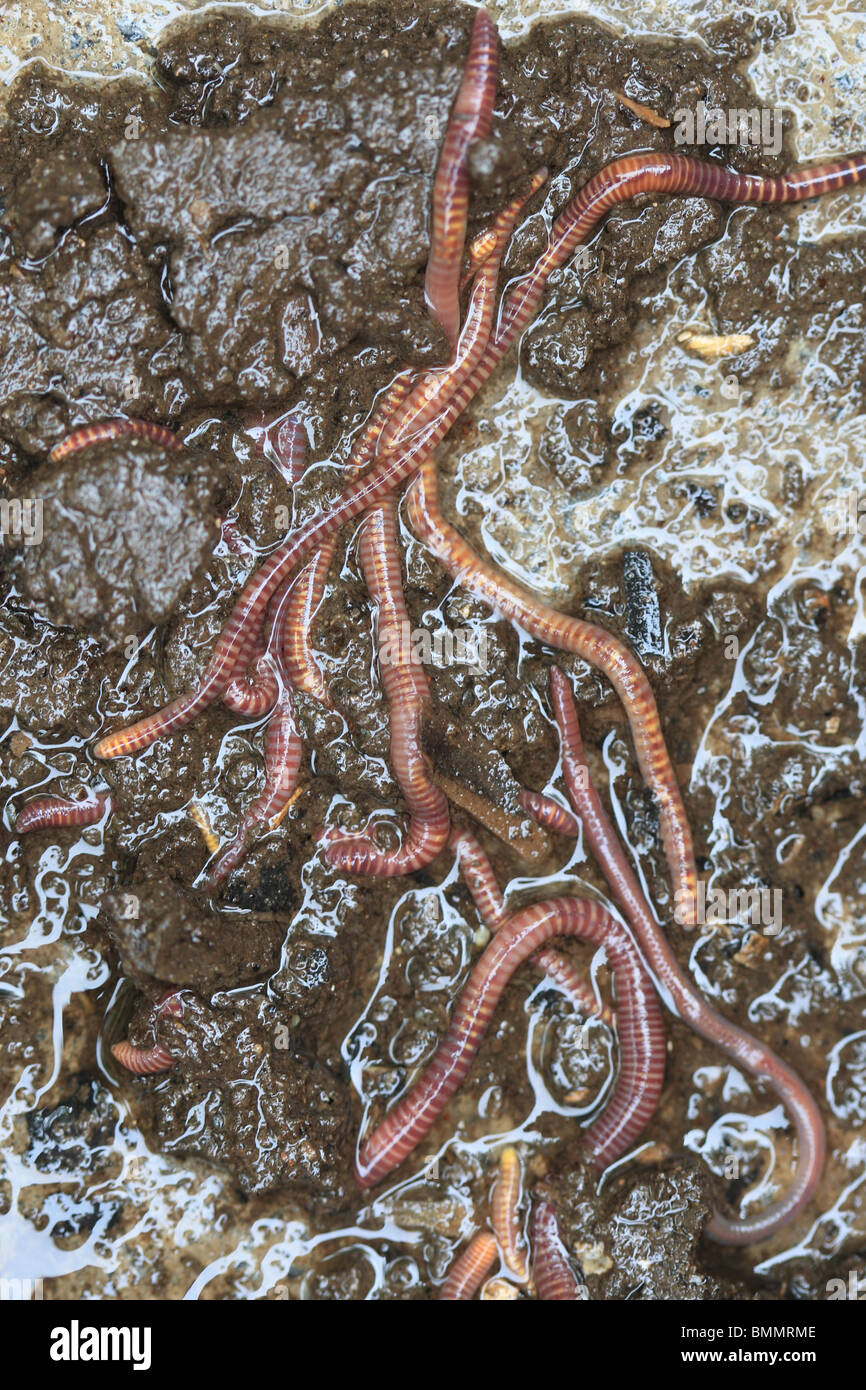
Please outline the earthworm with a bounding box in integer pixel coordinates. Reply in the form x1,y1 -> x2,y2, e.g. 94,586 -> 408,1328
263,415 -> 309,488
94,143 -> 864,758
406,456 -> 697,927
451,829 -> 615,1028
530,1198 -> 585,1300
223,653 -> 279,718
490,1146 -> 528,1281
15,791 -> 111,833
356,894 -> 665,1187
319,503 -> 450,875
380,169 -> 547,459
281,550 -> 333,703
280,372 -> 419,704
439,1230 -> 499,1301
93,171 -> 525,762
111,991 -> 182,1076
546,666 -> 826,1244
203,585 -> 303,888
48,419 -> 182,462
518,789 -> 582,837
425,5 -> 499,345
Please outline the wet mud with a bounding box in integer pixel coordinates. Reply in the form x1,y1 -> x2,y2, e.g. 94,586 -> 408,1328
0,0 -> 864,1300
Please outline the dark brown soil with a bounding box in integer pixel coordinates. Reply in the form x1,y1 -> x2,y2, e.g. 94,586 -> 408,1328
1,0 -> 864,1301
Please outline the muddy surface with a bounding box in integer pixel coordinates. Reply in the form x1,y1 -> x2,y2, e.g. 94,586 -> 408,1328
0,0 -> 864,1300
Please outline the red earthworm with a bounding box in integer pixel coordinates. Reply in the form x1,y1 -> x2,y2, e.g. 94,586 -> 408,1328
439,1230 -> 499,1301
222,653 -> 279,718
491,151 -> 866,359
379,169 -> 547,460
48,419 -> 182,462
111,991 -> 182,1076
449,828 -> 508,930
264,415 -> 309,488
425,6 -> 499,345
278,372 -> 418,704
220,517 -> 254,559
451,829 -> 615,1028
94,148 -> 864,762
530,1198 -> 585,1300
356,894 -> 665,1187
280,549 -> 334,703
490,1146 -> 528,1281
15,791 -> 111,834
203,587 -> 303,888
518,789 -> 582,837
546,667 -> 825,1244
406,456 -> 698,927
93,177 -> 519,763
318,503 -> 450,875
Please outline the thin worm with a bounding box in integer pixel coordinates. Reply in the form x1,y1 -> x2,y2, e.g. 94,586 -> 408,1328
490,1146 -> 528,1281
451,829 -> 615,1029
222,653 -> 279,718
93,234 -> 506,761
425,6 -> 499,345
319,503 -> 450,876
381,169 -> 547,460
547,666 -> 825,1244
439,1231 -> 499,1301
111,991 -> 182,1076
406,456 -> 697,927
203,576 -> 304,887
519,789 -> 582,837
48,419 -> 182,462
280,372 -> 418,704
94,150 -> 864,760
269,416 -> 309,488
15,791 -> 111,834
281,548 -> 333,704
356,895 -> 665,1187
530,1198 -> 585,1300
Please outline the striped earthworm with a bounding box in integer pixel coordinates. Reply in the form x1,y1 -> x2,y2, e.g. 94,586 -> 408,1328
262,415 -> 309,488
379,169 -> 547,460
356,894 -> 665,1187
15,791 -> 111,834
424,6 -> 499,345
530,1198 -> 585,1300
203,588 -> 303,888
490,1146 -> 529,1281
93,247 -> 505,760
451,830 -> 615,1031
278,381 -> 417,705
545,666 -> 826,1244
280,177 -> 547,716
48,418 -> 182,462
223,652 -> 279,718
439,1230 -> 499,1300
318,504 -> 450,875
518,789 -> 582,837
488,151 -> 866,363
406,455 -> 698,927
93,170 -> 534,763
111,990 -> 182,1076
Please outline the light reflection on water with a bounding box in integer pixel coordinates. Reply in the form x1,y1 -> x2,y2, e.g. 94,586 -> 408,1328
1,0 -> 865,1298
